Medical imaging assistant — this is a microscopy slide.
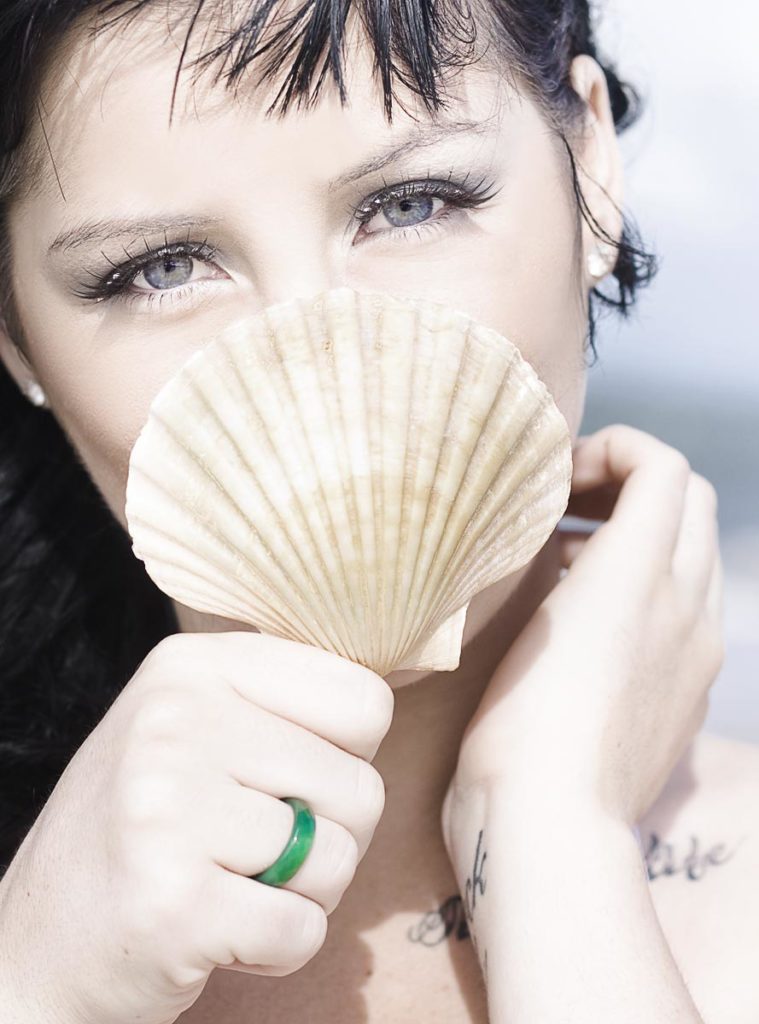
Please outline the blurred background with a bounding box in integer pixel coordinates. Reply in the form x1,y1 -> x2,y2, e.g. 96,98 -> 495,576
580,0 -> 758,742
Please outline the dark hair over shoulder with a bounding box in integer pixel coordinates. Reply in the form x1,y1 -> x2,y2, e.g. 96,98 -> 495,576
0,0 -> 658,874
0,370 -> 177,873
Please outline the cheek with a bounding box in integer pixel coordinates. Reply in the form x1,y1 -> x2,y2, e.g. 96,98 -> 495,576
50,353 -> 156,530
24,322 -> 187,531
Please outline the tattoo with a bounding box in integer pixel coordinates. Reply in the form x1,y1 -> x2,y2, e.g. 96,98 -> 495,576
408,828 -> 489,984
407,894 -> 470,945
408,829 -> 487,946
463,828 -> 487,922
641,831 -> 745,882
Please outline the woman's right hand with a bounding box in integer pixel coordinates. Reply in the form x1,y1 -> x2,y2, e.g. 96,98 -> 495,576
0,631 -> 394,1024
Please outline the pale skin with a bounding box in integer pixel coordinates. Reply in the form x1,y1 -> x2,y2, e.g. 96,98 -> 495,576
0,6 -> 757,1024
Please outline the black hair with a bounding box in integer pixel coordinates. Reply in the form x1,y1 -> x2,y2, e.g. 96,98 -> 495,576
0,0 -> 657,874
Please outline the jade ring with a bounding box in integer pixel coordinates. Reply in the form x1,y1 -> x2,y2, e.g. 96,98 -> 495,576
251,797 -> 316,887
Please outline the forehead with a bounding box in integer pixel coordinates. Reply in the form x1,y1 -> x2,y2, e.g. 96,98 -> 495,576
22,0 -> 510,203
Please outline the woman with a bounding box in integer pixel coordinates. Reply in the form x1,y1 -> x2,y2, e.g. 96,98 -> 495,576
0,1 -> 755,1022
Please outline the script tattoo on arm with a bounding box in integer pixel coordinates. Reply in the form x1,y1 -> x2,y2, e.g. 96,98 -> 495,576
408,829 -> 489,983
409,829 -> 745,948
641,831 -> 745,882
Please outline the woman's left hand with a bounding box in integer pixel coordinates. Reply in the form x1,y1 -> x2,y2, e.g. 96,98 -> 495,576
441,423 -> 725,848
437,425 -> 724,1022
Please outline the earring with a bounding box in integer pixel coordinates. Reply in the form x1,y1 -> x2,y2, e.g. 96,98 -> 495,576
587,244 -> 615,280
23,379 -> 49,408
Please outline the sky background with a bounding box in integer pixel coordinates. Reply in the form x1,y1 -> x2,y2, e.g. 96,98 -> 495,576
578,0 -> 758,742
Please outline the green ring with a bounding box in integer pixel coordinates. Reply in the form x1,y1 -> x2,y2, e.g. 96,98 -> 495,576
251,797 -> 316,887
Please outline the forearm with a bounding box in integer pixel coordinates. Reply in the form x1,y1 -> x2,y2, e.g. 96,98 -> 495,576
445,782 -> 705,1024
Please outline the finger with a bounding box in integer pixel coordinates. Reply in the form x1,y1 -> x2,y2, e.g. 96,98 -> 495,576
217,699 -> 385,859
204,865 -> 328,971
670,473 -> 720,606
155,632 -> 394,762
205,780 -> 358,913
568,424 -> 691,566
704,545 -> 724,625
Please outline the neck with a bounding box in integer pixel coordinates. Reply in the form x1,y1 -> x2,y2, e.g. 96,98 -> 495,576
373,531 -> 562,839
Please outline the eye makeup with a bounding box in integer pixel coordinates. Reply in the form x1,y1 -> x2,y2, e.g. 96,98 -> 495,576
69,168 -> 503,311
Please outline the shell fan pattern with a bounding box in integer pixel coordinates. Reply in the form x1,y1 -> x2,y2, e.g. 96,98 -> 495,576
124,287 -> 573,677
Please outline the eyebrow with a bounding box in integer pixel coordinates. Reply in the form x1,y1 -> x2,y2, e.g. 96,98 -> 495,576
46,115 -> 497,257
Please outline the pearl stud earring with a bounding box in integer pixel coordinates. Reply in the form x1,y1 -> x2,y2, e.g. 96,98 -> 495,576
23,380 -> 49,408
587,244 -> 615,280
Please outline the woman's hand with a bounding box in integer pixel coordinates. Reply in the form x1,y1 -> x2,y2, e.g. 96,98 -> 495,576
443,422 -> 725,837
438,424 -> 723,1024
0,632 -> 394,1024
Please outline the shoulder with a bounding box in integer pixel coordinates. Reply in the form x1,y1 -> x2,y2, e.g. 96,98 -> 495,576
639,730 -> 759,1023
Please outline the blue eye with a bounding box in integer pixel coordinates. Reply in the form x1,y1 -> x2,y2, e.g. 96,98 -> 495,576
351,172 -> 500,242
142,253 -> 194,290
382,195 -> 435,228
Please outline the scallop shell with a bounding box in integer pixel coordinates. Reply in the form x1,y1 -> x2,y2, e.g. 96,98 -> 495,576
124,287 -> 572,677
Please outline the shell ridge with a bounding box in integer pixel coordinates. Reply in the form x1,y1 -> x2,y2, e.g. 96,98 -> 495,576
384,300 -> 420,673
356,291 -> 383,670
387,307 -> 471,667
408,342 -> 533,628
285,295 -> 362,652
130,460 -> 325,643
413,348 -> 565,617
231,313 -> 354,658
424,431 -> 572,622
322,291 -> 371,665
128,482 -> 324,644
148,400 -> 333,648
393,319 -> 512,663
293,293 -> 365,664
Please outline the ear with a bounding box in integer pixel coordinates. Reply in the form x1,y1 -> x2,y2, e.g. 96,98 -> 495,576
568,54 -> 625,279
0,311 -> 40,397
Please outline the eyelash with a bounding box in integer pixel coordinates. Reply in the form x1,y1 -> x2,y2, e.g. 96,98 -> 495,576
73,171 -> 501,310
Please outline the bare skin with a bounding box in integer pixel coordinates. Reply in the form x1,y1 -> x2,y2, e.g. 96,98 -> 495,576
0,6 -> 755,1022
169,733 -> 759,1024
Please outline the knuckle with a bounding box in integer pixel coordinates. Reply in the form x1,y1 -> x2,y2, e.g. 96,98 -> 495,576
359,674 -> 395,749
709,632 -> 726,678
355,761 -> 386,826
692,473 -> 719,513
142,633 -> 186,672
162,960 -> 209,991
300,903 -> 328,955
275,902 -> 328,972
122,859 -> 198,941
324,823 -> 359,888
117,764 -> 184,828
664,448 -> 691,479
130,690 -> 194,746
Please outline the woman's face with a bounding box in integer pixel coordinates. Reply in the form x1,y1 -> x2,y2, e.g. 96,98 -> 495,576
0,8 -> 622,682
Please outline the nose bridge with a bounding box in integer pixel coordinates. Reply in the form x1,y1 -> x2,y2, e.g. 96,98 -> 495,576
249,205 -> 340,309
256,261 -> 337,309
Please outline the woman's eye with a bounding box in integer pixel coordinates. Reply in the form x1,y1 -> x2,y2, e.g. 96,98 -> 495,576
134,253 -> 213,292
362,194 -> 444,235
353,174 -> 501,242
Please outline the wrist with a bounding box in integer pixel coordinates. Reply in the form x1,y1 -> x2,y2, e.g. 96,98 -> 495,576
0,950 -> 86,1024
445,763 -> 639,838
442,779 -> 700,1024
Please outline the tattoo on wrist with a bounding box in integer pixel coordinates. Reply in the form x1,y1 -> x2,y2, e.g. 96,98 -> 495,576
641,831 -> 745,882
463,828 -> 487,921
408,828 -> 746,953
408,828 -> 489,983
